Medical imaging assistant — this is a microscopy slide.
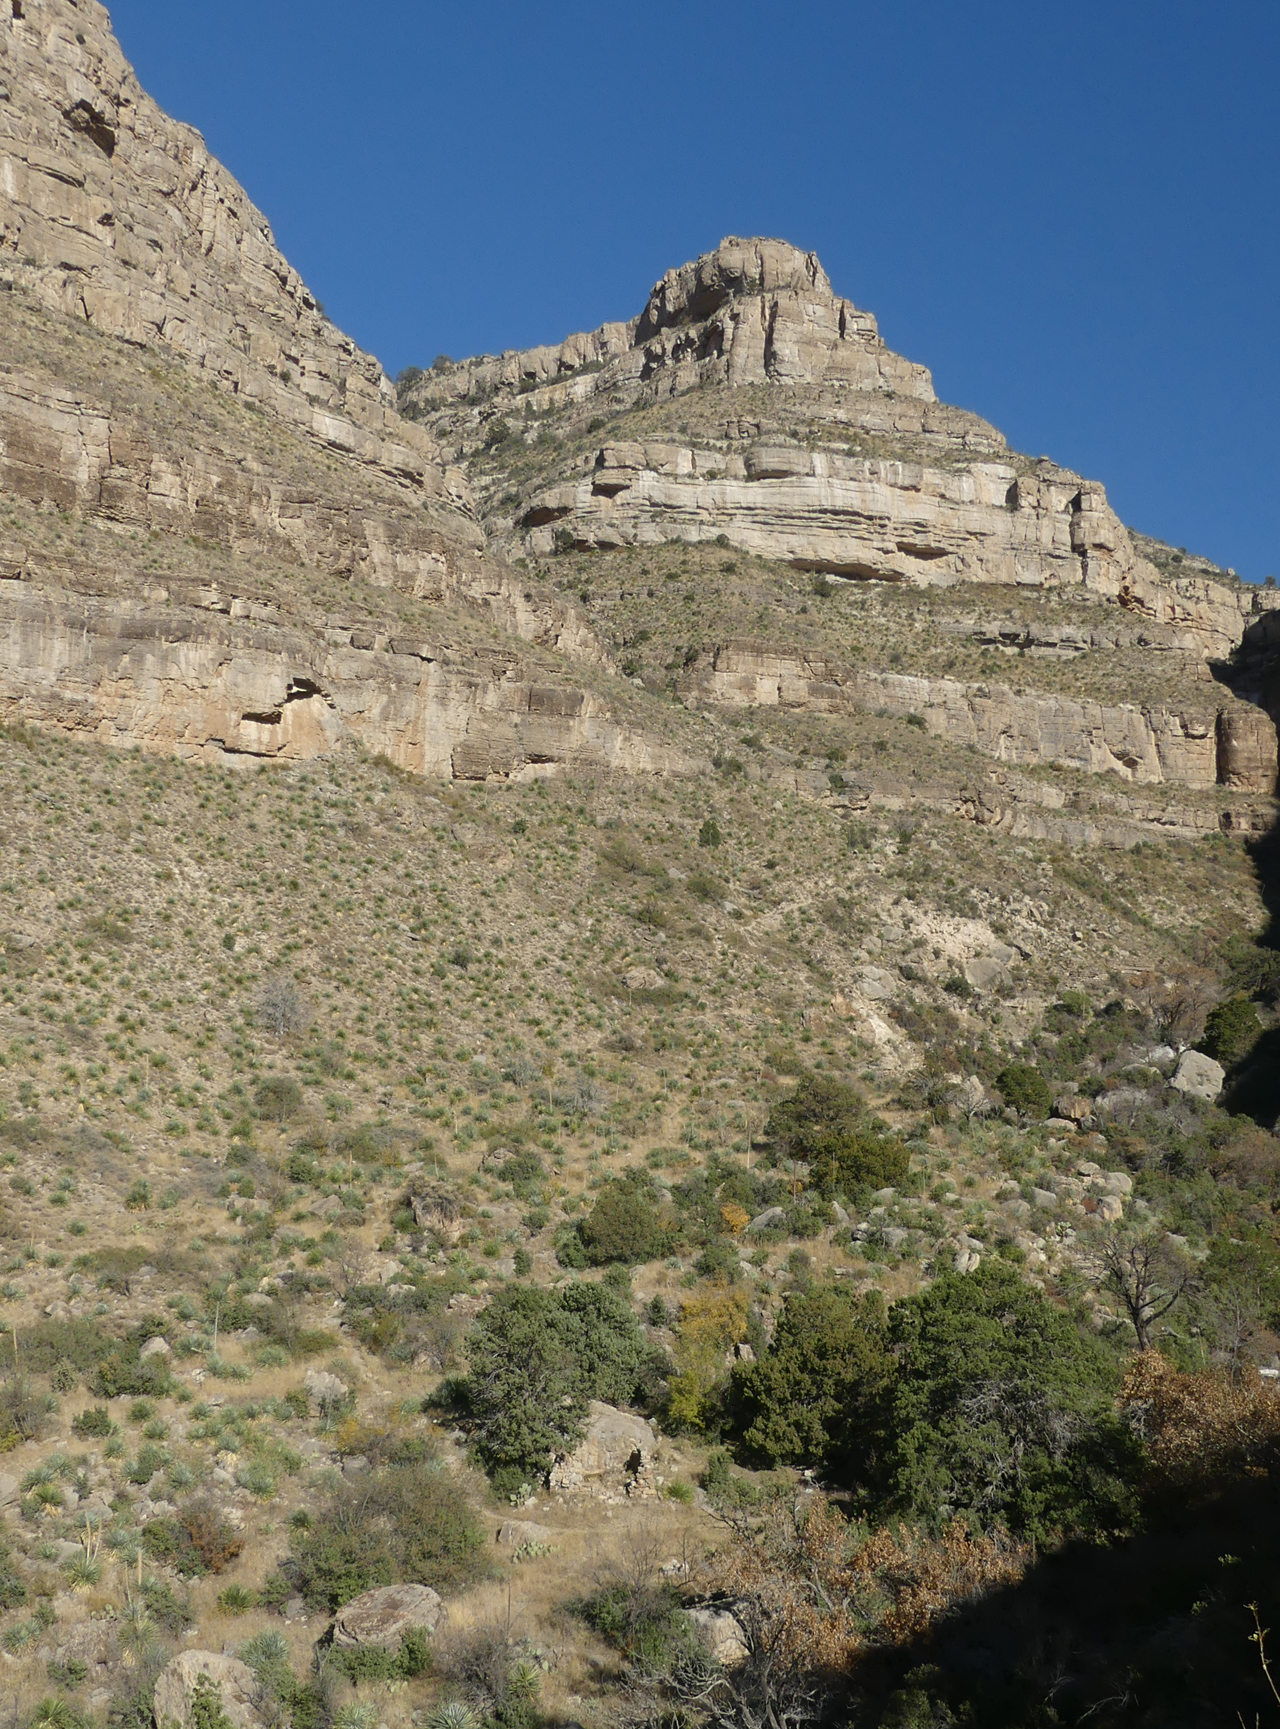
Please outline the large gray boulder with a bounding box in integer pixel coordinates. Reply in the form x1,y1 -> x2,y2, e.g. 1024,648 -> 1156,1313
686,1604 -> 749,1666
550,1401 -> 658,1496
331,1583 -> 447,1649
1170,1050 -> 1225,1101
154,1652 -> 266,1729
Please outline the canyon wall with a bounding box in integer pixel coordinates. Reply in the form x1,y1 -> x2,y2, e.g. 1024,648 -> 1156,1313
683,640 -> 1276,793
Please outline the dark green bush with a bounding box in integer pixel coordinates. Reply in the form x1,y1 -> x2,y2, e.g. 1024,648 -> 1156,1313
1199,995 -> 1262,1066
764,1072 -> 908,1197
995,1063 -> 1053,1120
465,1281 -> 659,1488
577,1175 -> 669,1266
879,1262 -> 1140,1542
286,1454 -> 485,1612
730,1286 -> 890,1476
254,1076 -> 303,1123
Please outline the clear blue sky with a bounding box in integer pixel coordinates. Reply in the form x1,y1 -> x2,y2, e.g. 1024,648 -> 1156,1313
108,0 -> 1278,580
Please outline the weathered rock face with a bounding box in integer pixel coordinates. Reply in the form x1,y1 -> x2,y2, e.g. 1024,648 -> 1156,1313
0,583 -> 677,779
407,237 -> 935,409
1170,1050 -> 1225,1101
0,0 -> 463,501
682,640 -> 1276,792
331,1583 -> 447,1649
516,438 -> 1273,659
549,1400 -> 659,1497
408,239 -> 1278,665
154,1652 -> 266,1729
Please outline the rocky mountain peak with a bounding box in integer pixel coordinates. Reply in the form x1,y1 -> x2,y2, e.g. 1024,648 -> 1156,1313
633,234 -> 933,395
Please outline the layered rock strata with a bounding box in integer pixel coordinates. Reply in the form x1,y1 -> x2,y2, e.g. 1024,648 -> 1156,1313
408,237 -> 1275,663
0,0 -> 467,506
682,640 -> 1276,792
519,438 -> 1275,659
0,584 -> 678,780
407,236 -> 935,409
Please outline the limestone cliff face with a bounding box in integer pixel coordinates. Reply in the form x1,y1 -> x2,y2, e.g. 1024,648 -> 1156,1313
406,237 -> 935,409
0,583 -> 677,779
0,358 -> 602,662
520,439 -> 1271,658
409,238 -> 1277,665
0,0 -> 467,506
683,641 -> 1276,793
0,0 -> 621,775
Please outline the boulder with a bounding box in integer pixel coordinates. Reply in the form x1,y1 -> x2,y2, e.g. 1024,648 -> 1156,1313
302,1370 -> 349,1411
964,954 -> 1010,992
497,1520 -> 555,1548
52,1619 -> 118,1679
0,1473 -> 19,1508
1029,1188 -> 1058,1211
139,1336 -> 172,1361
1095,1195 -> 1125,1223
1170,1050 -> 1225,1102
687,1604 -> 749,1667
1102,1170 -> 1134,1195
550,1401 -> 658,1496
331,1583 -> 447,1649
1053,1093 -> 1092,1123
746,1206 -> 785,1233
154,1652 -> 266,1729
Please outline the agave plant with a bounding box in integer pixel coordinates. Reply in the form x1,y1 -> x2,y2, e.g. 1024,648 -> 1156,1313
425,1702 -> 481,1729
64,1555 -> 102,1591
332,1705 -> 379,1729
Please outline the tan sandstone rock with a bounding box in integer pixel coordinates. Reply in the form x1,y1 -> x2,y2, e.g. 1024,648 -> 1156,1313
154,1652 -> 266,1729
331,1583 -> 447,1648
549,1401 -> 659,1496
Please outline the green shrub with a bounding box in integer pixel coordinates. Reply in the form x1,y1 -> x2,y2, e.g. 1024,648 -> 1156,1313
730,1286 -> 890,1477
1200,995 -> 1262,1066
286,1454 -> 485,1611
465,1281 -> 659,1488
698,818 -> 722,849
254,1076 -> 303,1123
879,1261 -> 1140,1543
764,1072 -> 908,1197
577,1175 -> 669,1266
577,1581 -> 700,1674
994,1063 -> 1053,1120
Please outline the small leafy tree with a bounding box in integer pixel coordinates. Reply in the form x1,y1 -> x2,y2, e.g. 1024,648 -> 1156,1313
577,1175 -> 669,1265
764,1072 -> 908,1197
1199,994 -> 1261,1066
994,1063 -> 1052,1120
666,1286 -> 750,1431
465,1282 -> 657,1490
879,1262 -> 1139,1542
730,1286 -> 889,1475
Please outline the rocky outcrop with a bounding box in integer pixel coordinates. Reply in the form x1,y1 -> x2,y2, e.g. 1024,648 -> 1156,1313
331,1583 -> 447,1649
0,584 -> 681,779
682,640 -> 1277,791
549,1401 -> 659,1497
518,440 -> 1274,659
405,237 -> 935,411
0,354 -> 604,658
154,1652 -> 266,1729
0,0 -> 464,504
